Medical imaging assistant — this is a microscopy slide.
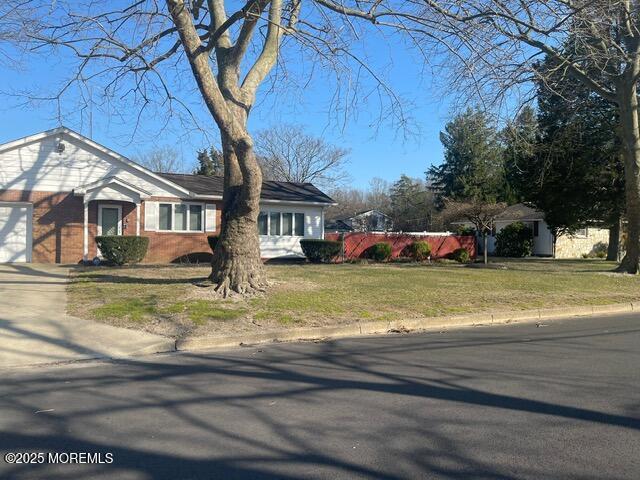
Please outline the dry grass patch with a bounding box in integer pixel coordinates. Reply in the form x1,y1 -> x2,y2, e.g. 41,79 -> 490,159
67,259 -> 640,339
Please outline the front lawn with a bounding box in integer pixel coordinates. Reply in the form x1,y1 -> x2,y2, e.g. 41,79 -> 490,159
67,259 -> 640,338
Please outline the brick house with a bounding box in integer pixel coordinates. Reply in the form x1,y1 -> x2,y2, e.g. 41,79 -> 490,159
0,127 -> 335,263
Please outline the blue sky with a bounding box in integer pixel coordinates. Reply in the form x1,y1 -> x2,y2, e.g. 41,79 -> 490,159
0,24 -> 457,190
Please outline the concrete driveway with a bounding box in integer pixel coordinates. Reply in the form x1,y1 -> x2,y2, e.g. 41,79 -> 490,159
0,264 -> 174,368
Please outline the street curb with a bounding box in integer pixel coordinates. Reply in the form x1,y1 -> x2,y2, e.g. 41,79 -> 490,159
122,339 -> 178,357
176,301 -> 637,352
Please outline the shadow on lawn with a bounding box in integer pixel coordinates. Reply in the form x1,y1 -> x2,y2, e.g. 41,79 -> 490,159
1,322 -> 639,479
74,273 -> 209,285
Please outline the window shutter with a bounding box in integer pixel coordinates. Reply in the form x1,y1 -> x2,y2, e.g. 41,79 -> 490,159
205,204 -> 216,232
144,201 -> 158,231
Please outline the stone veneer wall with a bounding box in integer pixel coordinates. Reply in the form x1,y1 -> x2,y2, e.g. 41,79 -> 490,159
555,228 -> 609,259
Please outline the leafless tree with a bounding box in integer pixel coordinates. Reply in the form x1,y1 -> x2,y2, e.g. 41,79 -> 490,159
325,188 -> 367,222
405,1 -> 640,273
27,0 -> 437,295
255,124 -> 350,189
133,145 -> 186,173
325,178 -> 392,222
367,177 -> 392,212
442,199 -> 507,265
0,2 -> 44,66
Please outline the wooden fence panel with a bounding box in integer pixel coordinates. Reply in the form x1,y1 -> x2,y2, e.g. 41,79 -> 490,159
325,233 -> 476,260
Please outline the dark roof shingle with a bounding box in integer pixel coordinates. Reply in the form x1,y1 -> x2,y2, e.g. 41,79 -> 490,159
158,173 -> 335,204
496,203 -> 544,221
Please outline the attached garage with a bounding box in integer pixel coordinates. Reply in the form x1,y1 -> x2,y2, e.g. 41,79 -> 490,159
0,202 -> 32,263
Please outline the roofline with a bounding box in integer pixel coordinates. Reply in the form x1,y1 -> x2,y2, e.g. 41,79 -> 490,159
0,127 -> 192,197
163,172 -> 336,205
452,217 -> 544,224
353,209 -> 390,217
191,195 -> 335,206
496,217 -> 545,222
260,198 -> 337,206
74,175 -> 153,197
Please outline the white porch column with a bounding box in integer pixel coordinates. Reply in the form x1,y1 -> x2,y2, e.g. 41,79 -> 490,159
83,201 -> 89,261
136,202 -> 141,236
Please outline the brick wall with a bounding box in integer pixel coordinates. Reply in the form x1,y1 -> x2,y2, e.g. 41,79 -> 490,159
0,189 -> 84,263
0,190 -> 222,264
140,198 -> 221,263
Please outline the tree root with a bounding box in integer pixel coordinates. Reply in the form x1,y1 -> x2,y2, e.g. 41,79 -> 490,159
614,254 -> 640,274
207,257 -> 268,298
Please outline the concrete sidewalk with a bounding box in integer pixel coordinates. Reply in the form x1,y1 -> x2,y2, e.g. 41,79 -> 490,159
0,264 -> 174,368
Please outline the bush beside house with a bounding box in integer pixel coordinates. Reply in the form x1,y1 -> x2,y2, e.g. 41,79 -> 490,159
95,236 -> 149,265
300,239 -> 342,263
495,222 -> 533,257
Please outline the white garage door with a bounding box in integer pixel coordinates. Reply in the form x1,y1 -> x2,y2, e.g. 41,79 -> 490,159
0,203 -> 32,263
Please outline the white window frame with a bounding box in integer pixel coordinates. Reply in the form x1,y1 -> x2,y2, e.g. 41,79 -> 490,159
157,201 -> 205,233
573,227 -> 588,238
259,210 -> 305,238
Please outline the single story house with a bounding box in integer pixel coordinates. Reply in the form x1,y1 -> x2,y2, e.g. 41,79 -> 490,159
454,203 -> 609,258
0,127 -> 335,263
325,209 -> 393,233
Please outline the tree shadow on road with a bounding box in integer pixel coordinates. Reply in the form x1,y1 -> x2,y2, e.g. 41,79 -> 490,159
1,323 -> 638,479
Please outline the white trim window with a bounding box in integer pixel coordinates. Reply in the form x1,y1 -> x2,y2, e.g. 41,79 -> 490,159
158,202 -> 204,233
573,227 -> 588,238
258,210 -> 305,237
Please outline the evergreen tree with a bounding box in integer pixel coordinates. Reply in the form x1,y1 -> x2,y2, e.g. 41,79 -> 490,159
504,45 -> 625,259
389,175 -> 437,231
429,108 -> 506,205
194,147 -> 224,176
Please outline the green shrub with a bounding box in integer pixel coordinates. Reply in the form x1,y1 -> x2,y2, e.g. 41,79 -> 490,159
300,239 -> 341,263
95,236 -> 149,265
495,222 -> 533,257
456,225 -> 476,236
402,241 -> 431,261
591,241 -> 608,259
449,247 -> 471,263
207,235 -> 219,252
366,242 -> 393,262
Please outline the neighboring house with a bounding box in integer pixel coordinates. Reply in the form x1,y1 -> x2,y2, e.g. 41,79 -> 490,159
454,203 -> 609,258
0,127 -> 335,263
324,218 -> 354,233
326,209 -> 393,233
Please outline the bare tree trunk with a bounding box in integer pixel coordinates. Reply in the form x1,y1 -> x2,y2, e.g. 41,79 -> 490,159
615,82 -> 640,273
209,129 -> 266,296
607,214 -> 621,262
166,0 -> 275,295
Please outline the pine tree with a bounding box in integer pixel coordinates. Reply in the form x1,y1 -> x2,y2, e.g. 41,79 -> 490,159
429,108 -> 506,205
504,43 -> 625,259
194,147 -> 224,176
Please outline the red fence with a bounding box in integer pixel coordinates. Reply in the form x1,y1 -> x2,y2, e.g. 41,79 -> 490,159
325,233 -> 476,260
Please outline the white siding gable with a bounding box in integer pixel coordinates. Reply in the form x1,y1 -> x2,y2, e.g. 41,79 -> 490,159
0,131 -> 186,198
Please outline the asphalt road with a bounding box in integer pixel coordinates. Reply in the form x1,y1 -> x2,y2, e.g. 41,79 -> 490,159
1,314 -> 639,480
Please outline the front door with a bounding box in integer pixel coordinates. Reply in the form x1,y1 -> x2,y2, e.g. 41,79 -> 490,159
99,206 -> 121,236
